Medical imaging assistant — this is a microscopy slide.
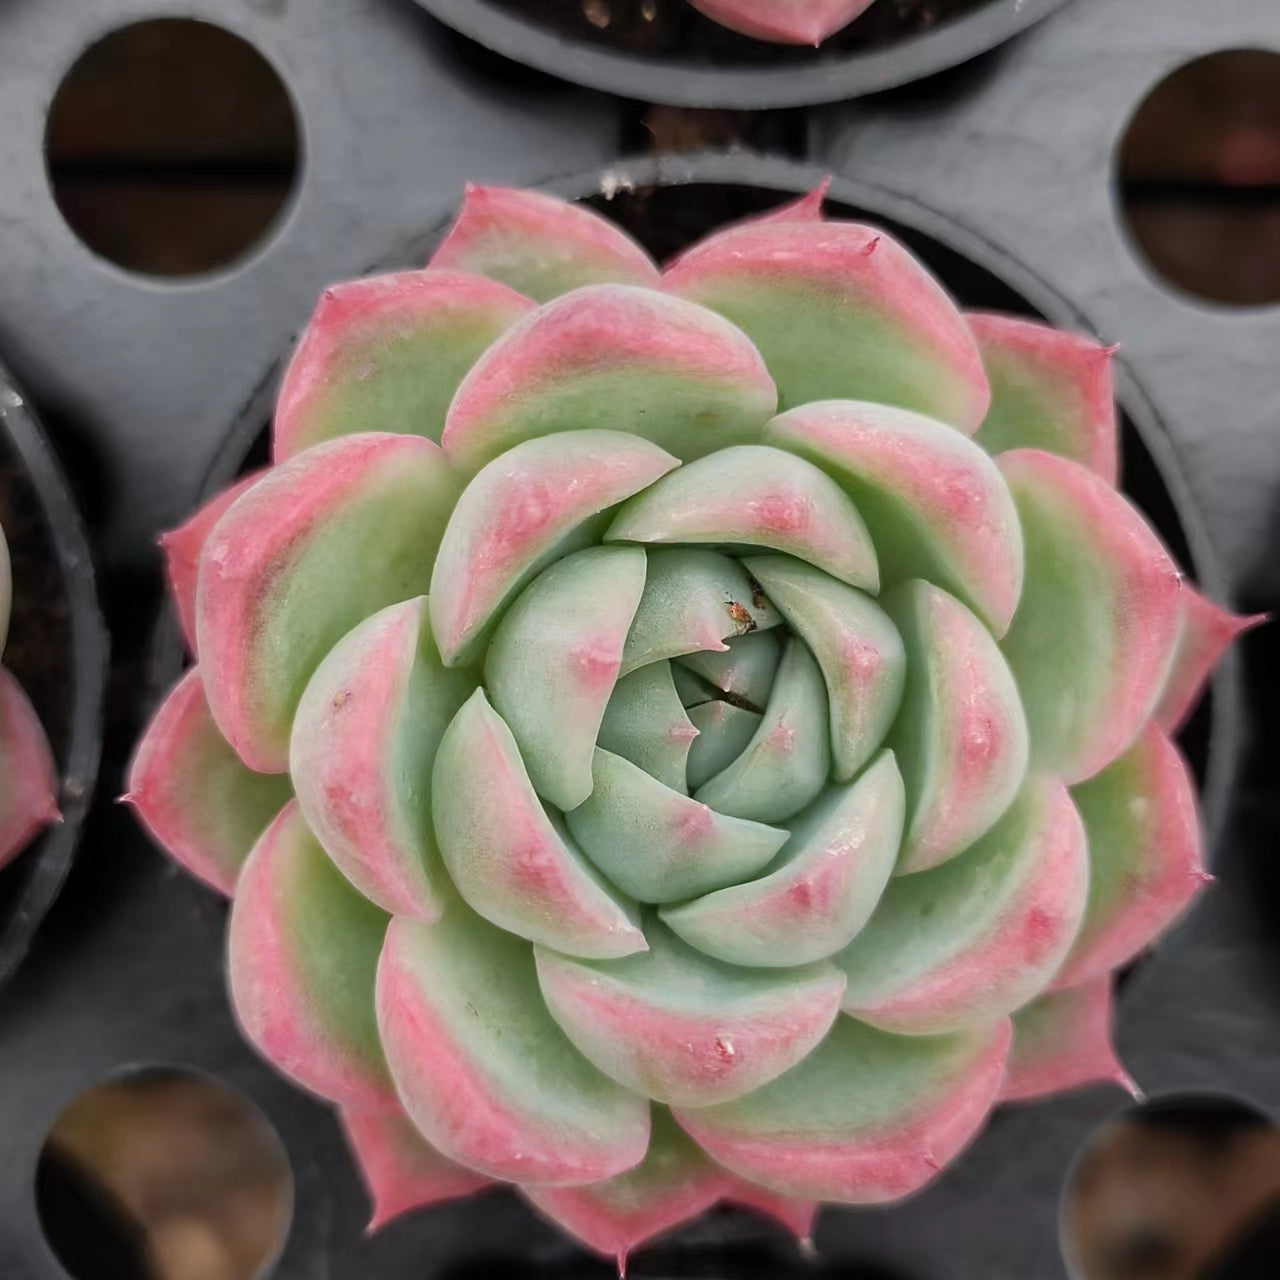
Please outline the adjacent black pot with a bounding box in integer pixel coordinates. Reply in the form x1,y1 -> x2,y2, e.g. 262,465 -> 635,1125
415,0 -> 1072,108
0,360 -> 107,993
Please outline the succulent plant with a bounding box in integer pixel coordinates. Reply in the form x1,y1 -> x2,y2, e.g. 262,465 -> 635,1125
687,0 -> 876,45
0,522 -> 58,871
128,182 -> 1253,1266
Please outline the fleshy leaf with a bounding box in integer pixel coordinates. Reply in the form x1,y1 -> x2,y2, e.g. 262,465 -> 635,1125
606,445 -> 878,592
694,637 -> 830,824
999,449 -> 1182,783
433,690 -> 647,960
340,1106 -> 492,1233
1053,725 -> 1205,989
159,472 -> 262,653
675,1016 -> 1011,1204
486,546 -> 647,810
742,555 -> 905,782
664,221 -> 989,431
442,284 -> 777,472
197,433 -> 460,772
620,548 -> 782,676
766,402 -> 1024,634
663,751 -> 904,969
523,1110 -> 729,1268
969,313 -> 1119,483
0,668 -> 58,869
1155,585 -> 1264,733
838,777 -> 1089,1036
429,430 -> 677,668
1000,978 -> 1134,1104
273,271 -> 534,460
565,749 -> 788,904
128,667 -> 292,896
687,0 -> 876,44
376,903 -> 651,1185
429,185 -> 659,303
884,580 -> 1029,875
597,663 -> 699,794
685,701 -> 763,792
536,922 -> 846,1107
290,598 -> 475,920
228,802 -> 394,1108
676,631 -> 783,711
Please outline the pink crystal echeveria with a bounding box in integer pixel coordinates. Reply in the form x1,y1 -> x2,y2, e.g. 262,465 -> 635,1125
127,184 -> 1253,1266
0,523 -> 58,871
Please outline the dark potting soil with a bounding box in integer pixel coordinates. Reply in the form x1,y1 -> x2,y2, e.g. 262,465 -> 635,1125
493,0 -> 988,66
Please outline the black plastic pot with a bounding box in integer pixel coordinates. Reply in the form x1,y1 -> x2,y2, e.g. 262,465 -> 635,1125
414,0 -> 1072,108
0,361 -> 107,993
95,155 -> 1232,1280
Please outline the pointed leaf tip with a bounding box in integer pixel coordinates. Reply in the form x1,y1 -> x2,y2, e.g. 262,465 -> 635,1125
686,0 -> 877,45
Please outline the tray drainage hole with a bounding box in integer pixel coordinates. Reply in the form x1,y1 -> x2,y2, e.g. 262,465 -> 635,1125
44,19 -> 301,279
1062,1092 -> 1280,1279
1117,48 -> 1280,308
35,1066 -> 293,1280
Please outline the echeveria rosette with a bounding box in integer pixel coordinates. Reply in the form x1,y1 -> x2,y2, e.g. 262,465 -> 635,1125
127,183 -> 1252,1266
0,522 -> 59,871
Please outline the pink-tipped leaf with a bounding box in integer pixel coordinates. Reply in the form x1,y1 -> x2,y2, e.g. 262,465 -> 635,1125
597,662 -> 700,794
289,597 -> 475,920
196,433 -> 460,772
664,220 -> 989,431
273,270 -> 534,460
442,284 -> 776,472
998,449 -> 1182,784
376,903 -> 651,1185
429,185 -> 659,303
0,667 -> 58,869
128,667 -> 292,895
688,0 -> 876,44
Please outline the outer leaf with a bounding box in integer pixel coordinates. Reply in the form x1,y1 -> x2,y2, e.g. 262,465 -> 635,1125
743,555 -> 905,782
1155,585 -> 1264,733
686,701 -> 762,792
884,580 -> 1029,875
767,401 -> 1024,635
676,630 -> 783,711
620,548 -> 782,676
597,662 -> 699,794
969,313 -> 1119,483
675,1017 -> 1011,1204
999,450 -> 1182,783
0,668 -> 58,870
606,445 -> 878,592
128,667 -> 292,896
664,221 -> 989,431
694,637 -> 830,824
159,472 -> 262,653
340,1107 -> 491,1232
486,546 -> 647,810
273,271 -> 534,459
999,979 -> 1135,1104
1053,725 -> 1205,989
197,433 -> 460,772
376,905 -> 651,1185
429,185 -> 659,303
535,923 -> 846,1107
565,749 -> 788,904
228,802 -> 395,1109
433,690 -> 647,960
838,776 -> 1090,1035
428,430 -> 676,668
663,751 -> 904,969
687,0 -> 876,43
290,598 -> 475,920
523,1110 -> 729,1269
442,284 -> 777,472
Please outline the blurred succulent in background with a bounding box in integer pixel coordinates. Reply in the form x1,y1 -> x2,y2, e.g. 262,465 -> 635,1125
128,183 -> 1253,1267
0,523 -> 58,870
